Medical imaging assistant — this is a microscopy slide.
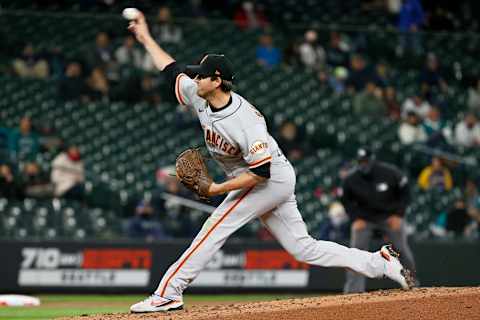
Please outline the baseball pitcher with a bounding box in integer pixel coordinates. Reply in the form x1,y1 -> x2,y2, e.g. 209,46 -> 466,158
127,11 -> 414,313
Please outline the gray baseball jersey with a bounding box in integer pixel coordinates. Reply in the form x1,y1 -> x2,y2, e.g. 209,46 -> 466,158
153,73 -> 393,301
175,73 -> 283,178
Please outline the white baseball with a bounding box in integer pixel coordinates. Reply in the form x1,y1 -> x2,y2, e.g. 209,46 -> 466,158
122,8 -> 140,20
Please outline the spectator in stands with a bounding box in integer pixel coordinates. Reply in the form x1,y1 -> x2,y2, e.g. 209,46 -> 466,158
233,1 -> 269,31
372,61 -> 393,89
317,70 -> 330,90
141,8 -> 185,72
20,161 -> 53,198
432,196 -> 474,238
454,113 -> 480,147
38,123 -> 63,154
282,40 -> 300,69
126,199 -> 169,240
276,120 -> 305,161
45,46 -> 66,79
86,66 -> 110,102
341,147 -> 416,293
401,93 -> 431,119
87,32 -> 113,68
325,31 -> 350,68
384,87 -> 401,120
467,77 -> 480,115
115,35 -> 143,69
87,31 -> 119,81
417,156 -> 453,191
59,62 -> 89,101
140,74 -> 162,106
298,29 -> 326,72
0,163 -> 23,199
466,179 -> 480,207
445,198 -> 472,237
187,0 -> 208,22
51,145 -> 85,201
421,106 -> 451,147
398,111 -> 427,145
255,34 -> 281,69
12,43 -> 49,79
152,6 -> 183,44
328,66 -> 348,94
396,0 -> 424,56
316,201 -> 350,241
466,179 -> 480,230
420,53 -> 448,97
386,0 -> 402,26
353,82 -> 386,117
346,54 -> 371,93
8,116 -> 40,162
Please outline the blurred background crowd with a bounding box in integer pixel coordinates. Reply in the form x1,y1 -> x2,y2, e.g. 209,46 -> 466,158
0,0 -> 479,242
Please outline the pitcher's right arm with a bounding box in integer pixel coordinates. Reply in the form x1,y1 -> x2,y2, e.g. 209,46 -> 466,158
128,12 -> 175,71
128,11 -> 199,107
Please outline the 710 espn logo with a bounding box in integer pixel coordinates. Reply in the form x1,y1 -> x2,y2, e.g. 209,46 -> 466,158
193,249 -> 310,288
18,247 -> 151,287
21,248 -> 82,269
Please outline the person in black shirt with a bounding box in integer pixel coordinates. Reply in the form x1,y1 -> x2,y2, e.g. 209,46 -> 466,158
0,163 -> 23,199
446,198 -> 471,237
341,147 -> 416,293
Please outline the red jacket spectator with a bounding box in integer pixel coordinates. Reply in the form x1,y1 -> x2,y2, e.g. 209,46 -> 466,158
234,1 -> 269,30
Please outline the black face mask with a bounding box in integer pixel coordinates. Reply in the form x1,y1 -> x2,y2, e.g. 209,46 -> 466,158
358,160 -> 374,176
139,212 -> 152,220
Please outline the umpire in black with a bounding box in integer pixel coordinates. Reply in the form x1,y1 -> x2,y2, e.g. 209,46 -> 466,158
341,147 -> 416,293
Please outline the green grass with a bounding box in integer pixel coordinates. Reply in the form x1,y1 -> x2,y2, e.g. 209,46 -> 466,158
1,306 -> 125,320
0,295 -> 137,320
0,294 -> 313,320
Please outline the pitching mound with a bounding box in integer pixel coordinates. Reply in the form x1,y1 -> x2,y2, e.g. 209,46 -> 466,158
69,287 -> 480,320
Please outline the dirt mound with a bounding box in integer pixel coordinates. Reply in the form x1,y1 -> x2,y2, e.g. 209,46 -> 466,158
68,287 -> 480,320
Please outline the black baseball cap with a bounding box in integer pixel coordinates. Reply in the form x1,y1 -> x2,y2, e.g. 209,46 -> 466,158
186,54 -> 235,82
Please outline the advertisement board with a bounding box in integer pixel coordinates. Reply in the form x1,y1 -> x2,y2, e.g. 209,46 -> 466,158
191,249 -> 310,288
18,247 -> 151,287
0,240 -> 479,293
0,240 -> 312,293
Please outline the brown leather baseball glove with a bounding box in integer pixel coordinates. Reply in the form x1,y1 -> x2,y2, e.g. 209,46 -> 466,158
175,148 -> 213,200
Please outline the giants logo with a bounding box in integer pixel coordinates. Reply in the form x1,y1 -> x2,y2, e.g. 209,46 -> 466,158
249,141 -> 268,156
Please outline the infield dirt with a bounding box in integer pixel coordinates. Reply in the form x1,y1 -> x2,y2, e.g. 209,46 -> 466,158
65,287 -> 480,320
